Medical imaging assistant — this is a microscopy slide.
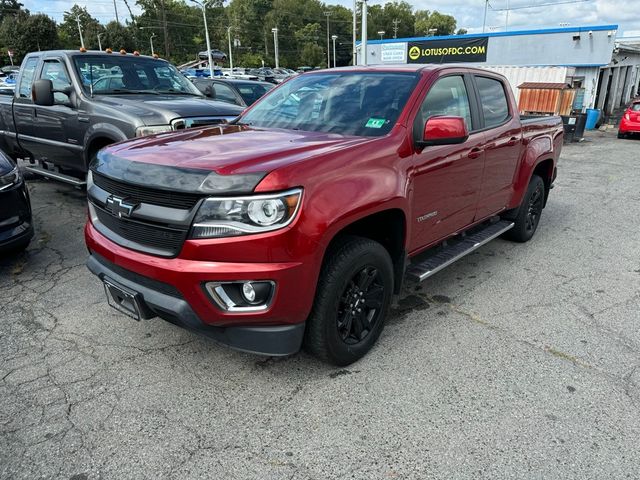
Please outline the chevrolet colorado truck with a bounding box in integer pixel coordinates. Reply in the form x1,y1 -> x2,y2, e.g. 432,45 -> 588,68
85,65 -> 562,365
0,50 -> 243,186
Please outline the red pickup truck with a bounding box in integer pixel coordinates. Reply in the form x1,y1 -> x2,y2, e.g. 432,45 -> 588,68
85,65 -> 562,365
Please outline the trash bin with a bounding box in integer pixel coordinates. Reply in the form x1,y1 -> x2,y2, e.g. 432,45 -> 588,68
561,115 -> 577,143
585,108 -> 600,130
573,113 -> 587,141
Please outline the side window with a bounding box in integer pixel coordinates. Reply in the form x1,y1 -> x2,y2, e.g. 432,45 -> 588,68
40,60 -> 72,104
475,76 -> 510,127
18,57 -> 38,98
417,76 -> 472,133
213,83 -> 239,104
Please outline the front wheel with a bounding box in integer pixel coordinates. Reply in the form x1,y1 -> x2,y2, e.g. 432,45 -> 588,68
304,236 -> 394,366
503,174 -> 545,243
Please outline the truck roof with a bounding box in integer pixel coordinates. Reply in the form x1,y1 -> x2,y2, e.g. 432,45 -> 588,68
26,50 -> 164,61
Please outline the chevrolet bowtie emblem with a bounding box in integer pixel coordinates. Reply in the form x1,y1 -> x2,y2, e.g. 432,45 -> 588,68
106,196 -> 138,219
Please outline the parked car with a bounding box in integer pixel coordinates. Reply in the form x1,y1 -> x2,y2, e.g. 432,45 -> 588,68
0,50 -> 244,185
198,49 -> 227,62
221,68 -> 259,80
84,65 -> 562,365
618,100 -> 640,138
248,68 -> 278,84
192,78 -> 274,107
0,151 -> 33,254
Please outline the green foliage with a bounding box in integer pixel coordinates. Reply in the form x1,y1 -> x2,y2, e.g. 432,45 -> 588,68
0,0 -> 463,67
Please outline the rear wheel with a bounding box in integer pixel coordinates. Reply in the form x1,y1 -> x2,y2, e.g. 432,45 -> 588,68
304,236 -> 394,366
617,131 -> 626,139
503,174 -> 545,243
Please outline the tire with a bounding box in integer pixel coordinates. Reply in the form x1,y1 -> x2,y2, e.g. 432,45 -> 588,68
618,132 -> 626,139
304,236 -> 394,366
503,174 -> 545,243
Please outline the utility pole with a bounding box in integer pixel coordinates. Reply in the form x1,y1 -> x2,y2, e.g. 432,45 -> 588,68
361,0 -> 367,65
331,35 -> 337,68
324,11 -> 332,69
272,28 -> 279,69
113,0 -> 119,24
227,26 -> 234,72
97,33 -> 104,51
392,19 -> 400,39
482,0 -> 489,33
191,0 -> 214,78
76,15 -> 85,49
352,0 -> 357,65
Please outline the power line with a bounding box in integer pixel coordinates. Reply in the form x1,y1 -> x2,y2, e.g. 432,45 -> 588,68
489,0 -> 592,11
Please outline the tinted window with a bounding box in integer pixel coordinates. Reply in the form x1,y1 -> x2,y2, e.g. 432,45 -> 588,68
476,76 -> 509,127
417,76 -> 472,132
631,103 -> 640,112
40,60 -> 72,103
213,83 -> 239,104
242,72 -> 418,137
236,83 -> 273,105
18,57 -> 38,98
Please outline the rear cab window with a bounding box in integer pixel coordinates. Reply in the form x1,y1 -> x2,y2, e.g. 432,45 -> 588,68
475,76 -> 510,127
18,57 -> 39,98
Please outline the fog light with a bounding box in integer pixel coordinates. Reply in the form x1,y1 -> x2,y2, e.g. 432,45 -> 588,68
242,282 -> 256,303
204,280 -> 276,312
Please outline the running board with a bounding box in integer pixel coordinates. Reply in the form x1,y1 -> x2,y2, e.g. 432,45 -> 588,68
406,220 -> 514,282
24,166 -> 86,187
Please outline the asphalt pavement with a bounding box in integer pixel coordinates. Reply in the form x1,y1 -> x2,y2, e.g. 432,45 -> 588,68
1,130 -> 639,479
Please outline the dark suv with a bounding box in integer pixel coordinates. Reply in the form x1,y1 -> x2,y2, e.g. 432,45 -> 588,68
0,152 -> 32,254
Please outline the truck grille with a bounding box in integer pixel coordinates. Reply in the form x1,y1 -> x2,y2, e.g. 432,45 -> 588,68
93,205 -> 188,257
93,172 -> 202,210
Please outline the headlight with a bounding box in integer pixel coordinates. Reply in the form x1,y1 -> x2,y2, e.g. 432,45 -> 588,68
0,166 -> 20,191
190,188 -> 302,239
625,113 -> 631,121
135,125 -> 173,137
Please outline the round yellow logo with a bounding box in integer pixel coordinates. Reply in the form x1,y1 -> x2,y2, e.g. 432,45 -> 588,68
408,46 -> 421,61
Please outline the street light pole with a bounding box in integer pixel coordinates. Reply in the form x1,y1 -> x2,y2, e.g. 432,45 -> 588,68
324,11 -> 332,69
97,33 -> 104,51
76,15 -> 85,49
271,27 -> 279,69
361,0 -> 367,65
352,0 -> 357,65
331,35 -> 337,68
227,26 -> 234,72
482,0 -> 489,33
377,30 -> 385,40
191,0 -> 214,78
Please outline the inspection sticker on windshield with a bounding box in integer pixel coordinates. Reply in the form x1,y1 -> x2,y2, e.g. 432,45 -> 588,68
365,118 -> 386,128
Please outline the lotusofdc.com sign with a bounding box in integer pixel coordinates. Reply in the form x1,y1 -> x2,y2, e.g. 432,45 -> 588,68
407,37 -> 488,63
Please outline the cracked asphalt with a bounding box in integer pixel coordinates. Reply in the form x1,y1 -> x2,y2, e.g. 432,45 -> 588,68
1,130 -> 639,479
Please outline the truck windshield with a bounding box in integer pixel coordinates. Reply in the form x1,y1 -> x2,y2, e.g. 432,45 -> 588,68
240,71 -> 418,137
73,55 -> 202,96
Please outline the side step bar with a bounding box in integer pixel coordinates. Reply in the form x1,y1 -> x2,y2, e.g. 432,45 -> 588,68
24,166 -> 86,187
406,220 -> 514,282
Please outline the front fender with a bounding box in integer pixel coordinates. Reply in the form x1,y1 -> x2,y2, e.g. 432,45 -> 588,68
82,123 -> 129,165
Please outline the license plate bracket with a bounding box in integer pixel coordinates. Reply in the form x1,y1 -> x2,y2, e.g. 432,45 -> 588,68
103,277 -> 142,321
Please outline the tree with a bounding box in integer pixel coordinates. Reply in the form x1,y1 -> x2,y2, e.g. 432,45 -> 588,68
300,43 -> 323,67
0,0 -> 22,24
414,10 -> 457,36
456,28 -> 468,35
59,5 -> 102,49
103,21 -> 136,52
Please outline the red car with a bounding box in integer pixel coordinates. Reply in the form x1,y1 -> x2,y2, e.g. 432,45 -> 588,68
85,65 -> 563,365
618,100 -> 640,138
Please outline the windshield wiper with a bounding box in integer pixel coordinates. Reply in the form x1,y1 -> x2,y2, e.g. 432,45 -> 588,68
155,90 -> 201,96
102,89 -> 160,95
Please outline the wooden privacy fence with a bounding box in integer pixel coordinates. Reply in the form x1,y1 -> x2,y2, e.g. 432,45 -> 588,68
517,82 -> 577,116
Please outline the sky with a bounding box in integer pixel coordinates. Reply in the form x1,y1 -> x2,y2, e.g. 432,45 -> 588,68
21,0 -> 640,37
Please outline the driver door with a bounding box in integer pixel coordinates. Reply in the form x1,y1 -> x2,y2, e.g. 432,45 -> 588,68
409,74 -> 485,253
31,58 -> 83,169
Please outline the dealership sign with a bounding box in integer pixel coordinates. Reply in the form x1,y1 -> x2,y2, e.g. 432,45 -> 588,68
381,43 -> 406,63
407,37 -> 488,64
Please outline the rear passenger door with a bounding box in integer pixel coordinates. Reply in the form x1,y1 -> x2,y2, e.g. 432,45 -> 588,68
409,73 -> 486,252
472,75 -> 523,219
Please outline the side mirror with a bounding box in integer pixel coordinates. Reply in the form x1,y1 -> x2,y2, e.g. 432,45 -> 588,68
32,79 -> 54,106
417,116 -> 469,147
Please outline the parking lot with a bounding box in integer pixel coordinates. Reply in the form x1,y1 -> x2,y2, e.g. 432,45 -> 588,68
0,130 -> 638,479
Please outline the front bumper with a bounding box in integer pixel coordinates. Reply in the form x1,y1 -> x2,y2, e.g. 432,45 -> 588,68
84,220 -> 317,355
0,180 -> 33,253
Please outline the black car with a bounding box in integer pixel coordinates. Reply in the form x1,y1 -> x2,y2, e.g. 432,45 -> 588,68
193,78 -> 275,107
0,152 -> 33,254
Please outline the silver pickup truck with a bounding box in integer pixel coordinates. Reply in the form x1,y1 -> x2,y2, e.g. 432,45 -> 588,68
0,50 -> 244,186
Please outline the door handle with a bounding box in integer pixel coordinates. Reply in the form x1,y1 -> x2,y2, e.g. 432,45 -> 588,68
506,137 -> 519,146
468,147 -> 483,159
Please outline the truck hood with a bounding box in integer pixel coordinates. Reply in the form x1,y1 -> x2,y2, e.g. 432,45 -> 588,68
94,125 -> 374,194
93,94 -> 244,125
